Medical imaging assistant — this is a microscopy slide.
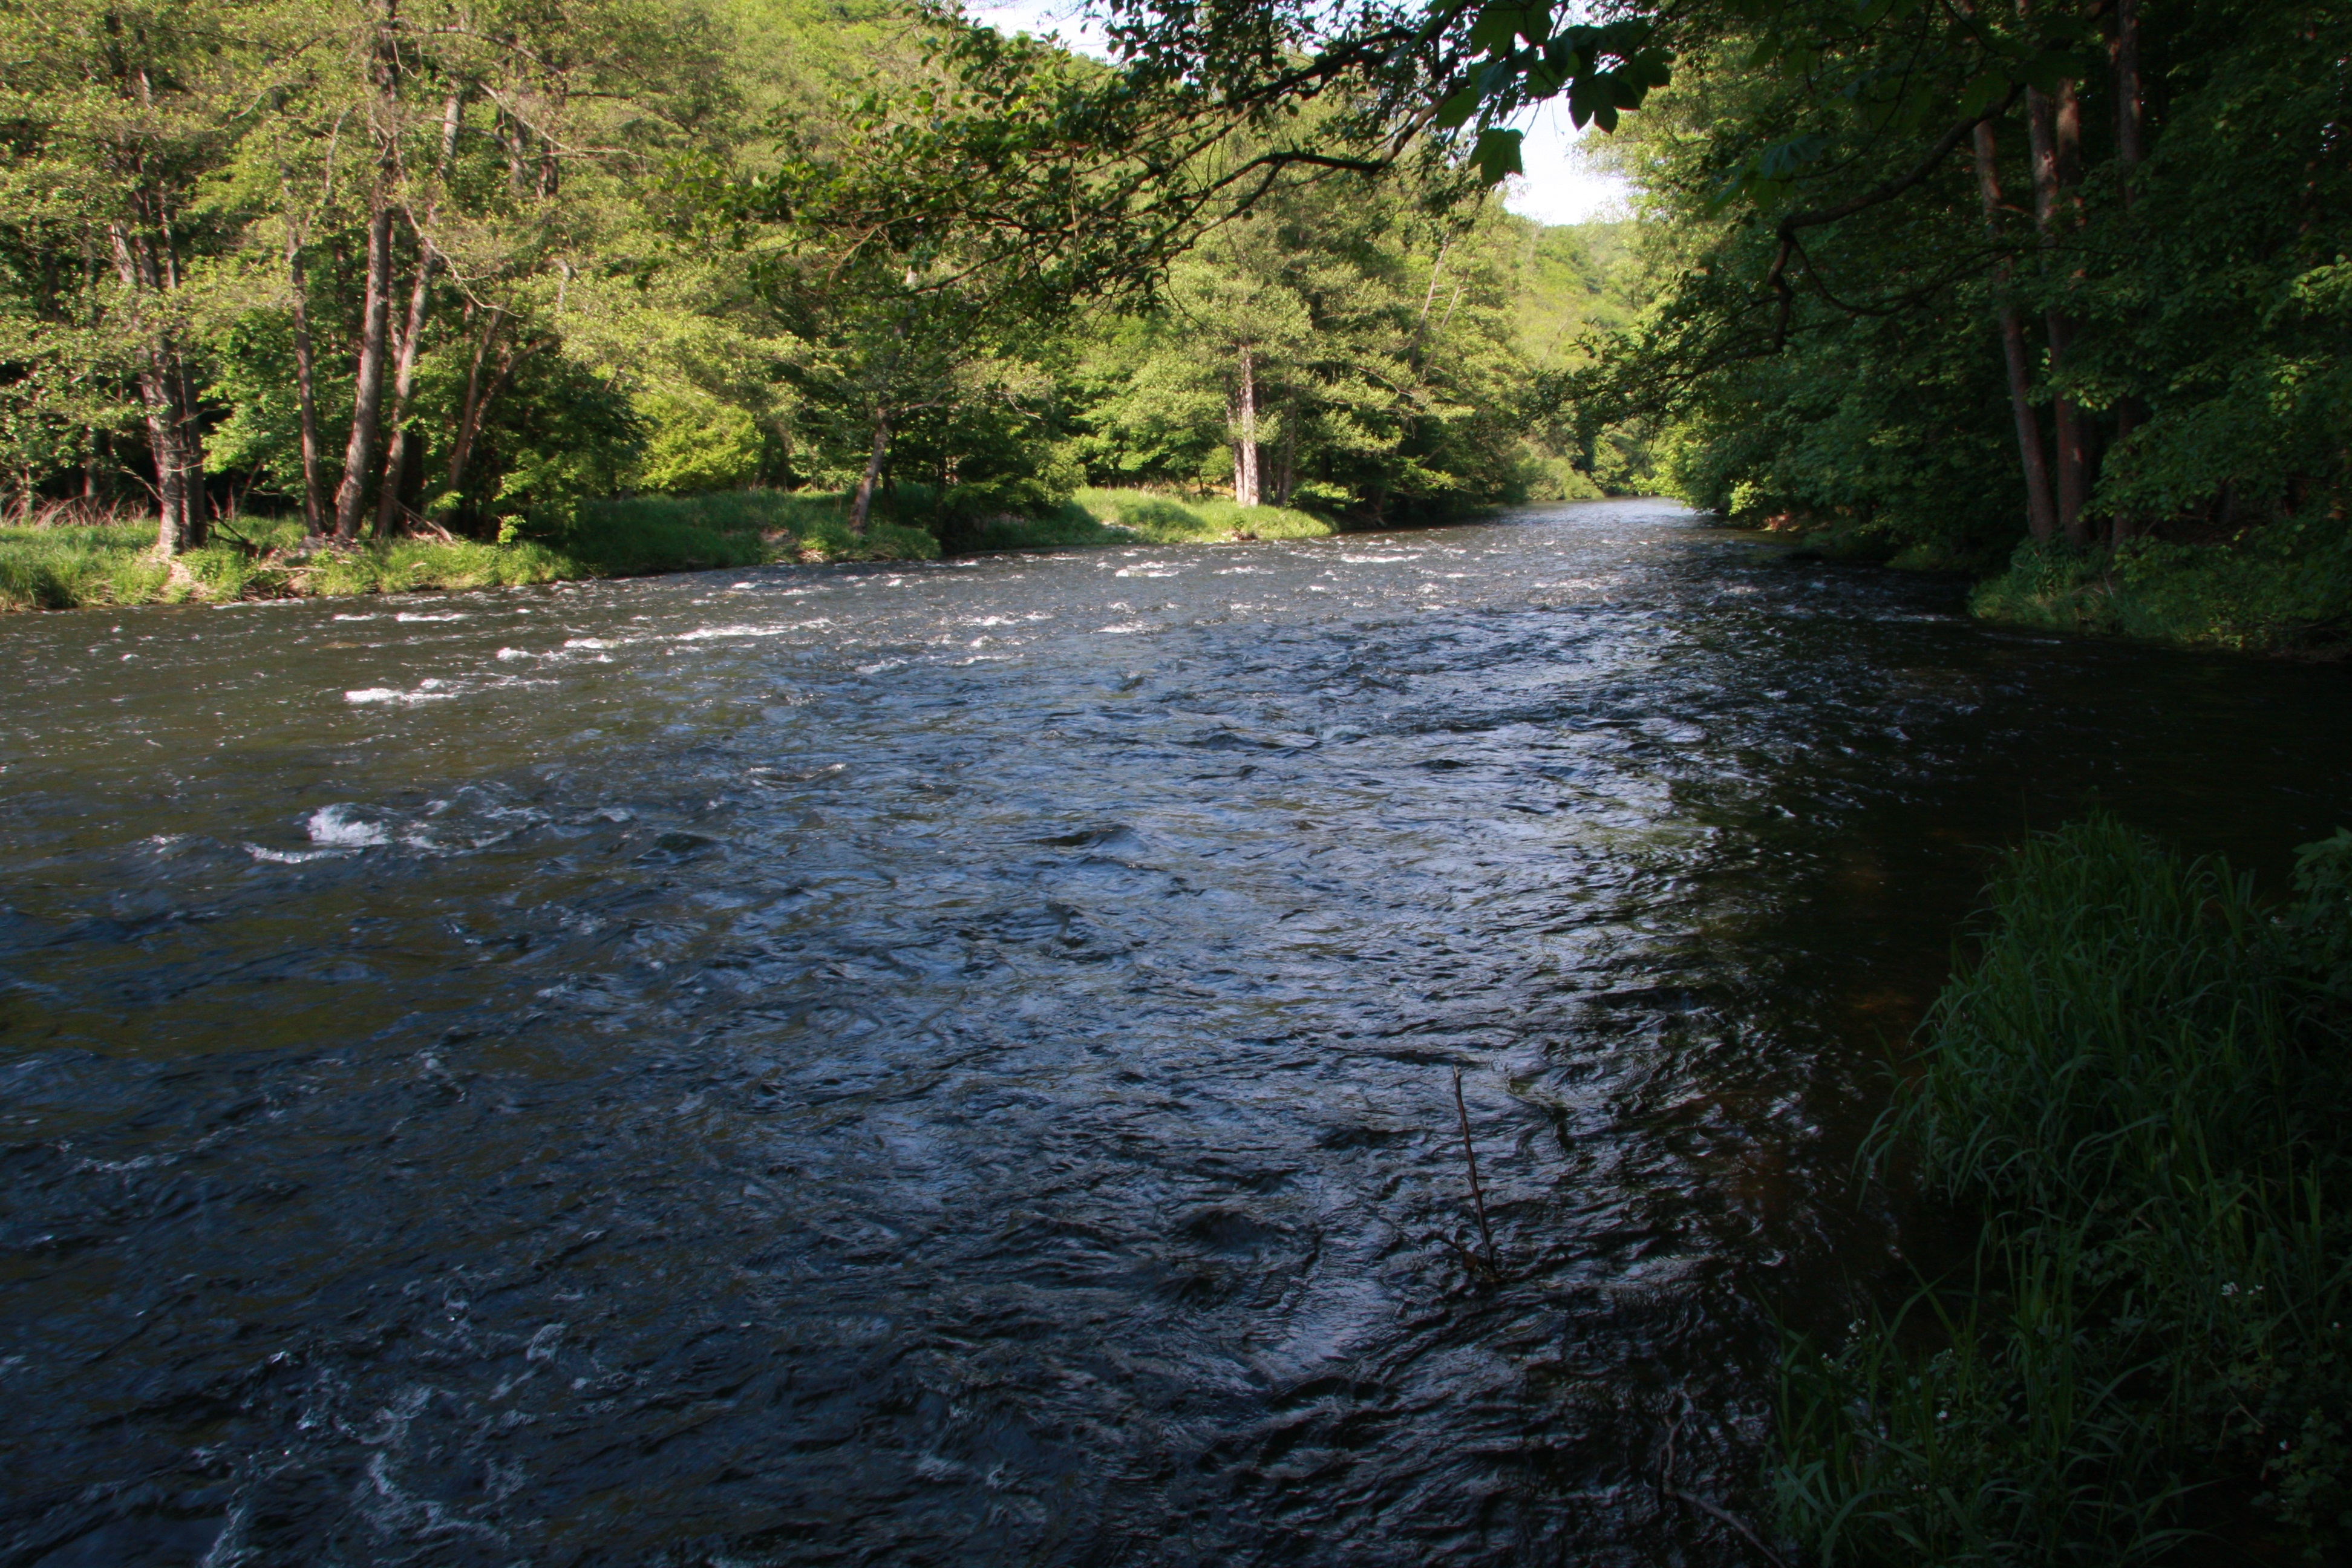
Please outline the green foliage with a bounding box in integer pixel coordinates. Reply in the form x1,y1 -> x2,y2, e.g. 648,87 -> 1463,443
1972,525 -> 2352,653
628,391 -> 769,495
1543,0 -> 2352,645
3,0 -> 1655,577
1774,818 -> 2352,1563
1063,180 -> 1604,520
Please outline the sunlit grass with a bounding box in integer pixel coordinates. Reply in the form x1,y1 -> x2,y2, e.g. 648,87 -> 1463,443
961,486 -> 1338,551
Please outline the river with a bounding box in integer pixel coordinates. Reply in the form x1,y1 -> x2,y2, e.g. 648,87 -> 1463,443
3,497 -> 2348,1566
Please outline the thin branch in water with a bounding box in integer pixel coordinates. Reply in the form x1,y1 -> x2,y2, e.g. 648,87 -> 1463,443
1452,1065 -> 1497,1274
1657,1393 -> 1789,1567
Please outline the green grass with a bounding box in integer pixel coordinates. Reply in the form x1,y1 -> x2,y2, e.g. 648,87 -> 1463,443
0,489 -> 938,612
959,486 -> 1338,552
1773,818 -> 2352,1564
0,521 -> 178,609
1972,525 -> 2352,653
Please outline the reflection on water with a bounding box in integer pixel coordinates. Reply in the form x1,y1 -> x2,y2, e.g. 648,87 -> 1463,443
2,498 -> 2347,1565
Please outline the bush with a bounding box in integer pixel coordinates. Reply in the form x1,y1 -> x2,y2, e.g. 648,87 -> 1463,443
1973,523 -> 2352,653
629,390 -> 767,495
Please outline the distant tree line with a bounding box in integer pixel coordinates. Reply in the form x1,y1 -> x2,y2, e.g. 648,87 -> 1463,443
0,0 -> 1641,556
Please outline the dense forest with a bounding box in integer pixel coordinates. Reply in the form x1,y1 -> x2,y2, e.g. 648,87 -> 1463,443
1574,0 -> 2352,647
0,0 -> 1641,595
6,0 -> 2345,648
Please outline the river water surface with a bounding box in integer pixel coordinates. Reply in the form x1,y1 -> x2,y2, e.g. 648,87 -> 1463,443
4,499 -> 2350,1566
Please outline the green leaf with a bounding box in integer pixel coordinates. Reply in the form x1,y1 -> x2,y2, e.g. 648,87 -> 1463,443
1955,70 -> 2006,118
1471,126 -> 1524,183
1434,87 -> 1483,129
1467,4 -> 1521,56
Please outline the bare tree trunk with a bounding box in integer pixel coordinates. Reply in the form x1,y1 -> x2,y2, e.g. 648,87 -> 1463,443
1973,122 -> 2059,544
2028,82 -> 2091,546
1273,393 -> 1299,508
284,205 -> 325,534
376,87 -> 464,537
849,404 -> 891,535
333,191 -> 396,540
106,220 -> 197,555
1232,345 -> 1260,508
333,4 -> 401,541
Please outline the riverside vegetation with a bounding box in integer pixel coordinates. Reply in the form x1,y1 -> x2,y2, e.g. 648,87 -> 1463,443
7,0 -> 2343,650
1774,820 -> 2352,1564
0,487 -> 1338,609
0,0 -> 1646,610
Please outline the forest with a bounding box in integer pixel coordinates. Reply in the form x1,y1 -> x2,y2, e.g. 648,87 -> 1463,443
4,0 -> 2346,650
0,0 -> 1643,606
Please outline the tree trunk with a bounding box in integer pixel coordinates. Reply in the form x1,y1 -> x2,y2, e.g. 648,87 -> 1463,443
1411,237 -> 1452,367
284,206 -> 325,534
106,220 -> 198,554
132,359 -> 194,555
447,306 -> 508,508
1232,345 -> 1260,508
333,191 -> 396,541
2028,82 -> 2091,546
2109,0 -> 2146,546
2114,0 -> 2144,180
333,5 -> 401,541
1273,393 -> 1299,508
849,404 -> 890,535
376,87 -> 464,537
1972,122 -> 2059,544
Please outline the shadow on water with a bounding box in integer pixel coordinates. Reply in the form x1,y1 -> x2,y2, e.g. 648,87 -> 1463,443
1,498 -> 2347,1565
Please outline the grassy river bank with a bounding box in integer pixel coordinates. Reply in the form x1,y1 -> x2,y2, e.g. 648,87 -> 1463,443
0,486 -> 1336,612
1773,819 -> 2352,1564
1760,515 -> 2352,657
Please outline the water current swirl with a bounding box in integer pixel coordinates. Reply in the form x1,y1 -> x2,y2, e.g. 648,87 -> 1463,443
2,498 -> 2348,1566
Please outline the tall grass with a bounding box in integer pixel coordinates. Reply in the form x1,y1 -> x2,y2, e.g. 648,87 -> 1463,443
956,486 -> 1337,552
1774,818 -> 2352,1564
0,520 -> 176,608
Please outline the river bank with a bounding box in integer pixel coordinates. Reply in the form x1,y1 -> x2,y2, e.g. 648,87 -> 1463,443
1753,515 -> 2352,657
1772,818 -> 2352,1563
0,486 -> 1336,612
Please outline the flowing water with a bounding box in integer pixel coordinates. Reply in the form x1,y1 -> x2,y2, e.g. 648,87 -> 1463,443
3,498 -> 2348,1567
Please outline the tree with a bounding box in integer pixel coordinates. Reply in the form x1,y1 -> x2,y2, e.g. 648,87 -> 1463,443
0,0 -> 267,550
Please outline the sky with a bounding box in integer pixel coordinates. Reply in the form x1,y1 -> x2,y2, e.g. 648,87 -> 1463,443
961,0 -> 1635,226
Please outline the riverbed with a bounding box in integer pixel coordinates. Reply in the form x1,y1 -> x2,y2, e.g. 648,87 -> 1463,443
4,498 -> 2348,1566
